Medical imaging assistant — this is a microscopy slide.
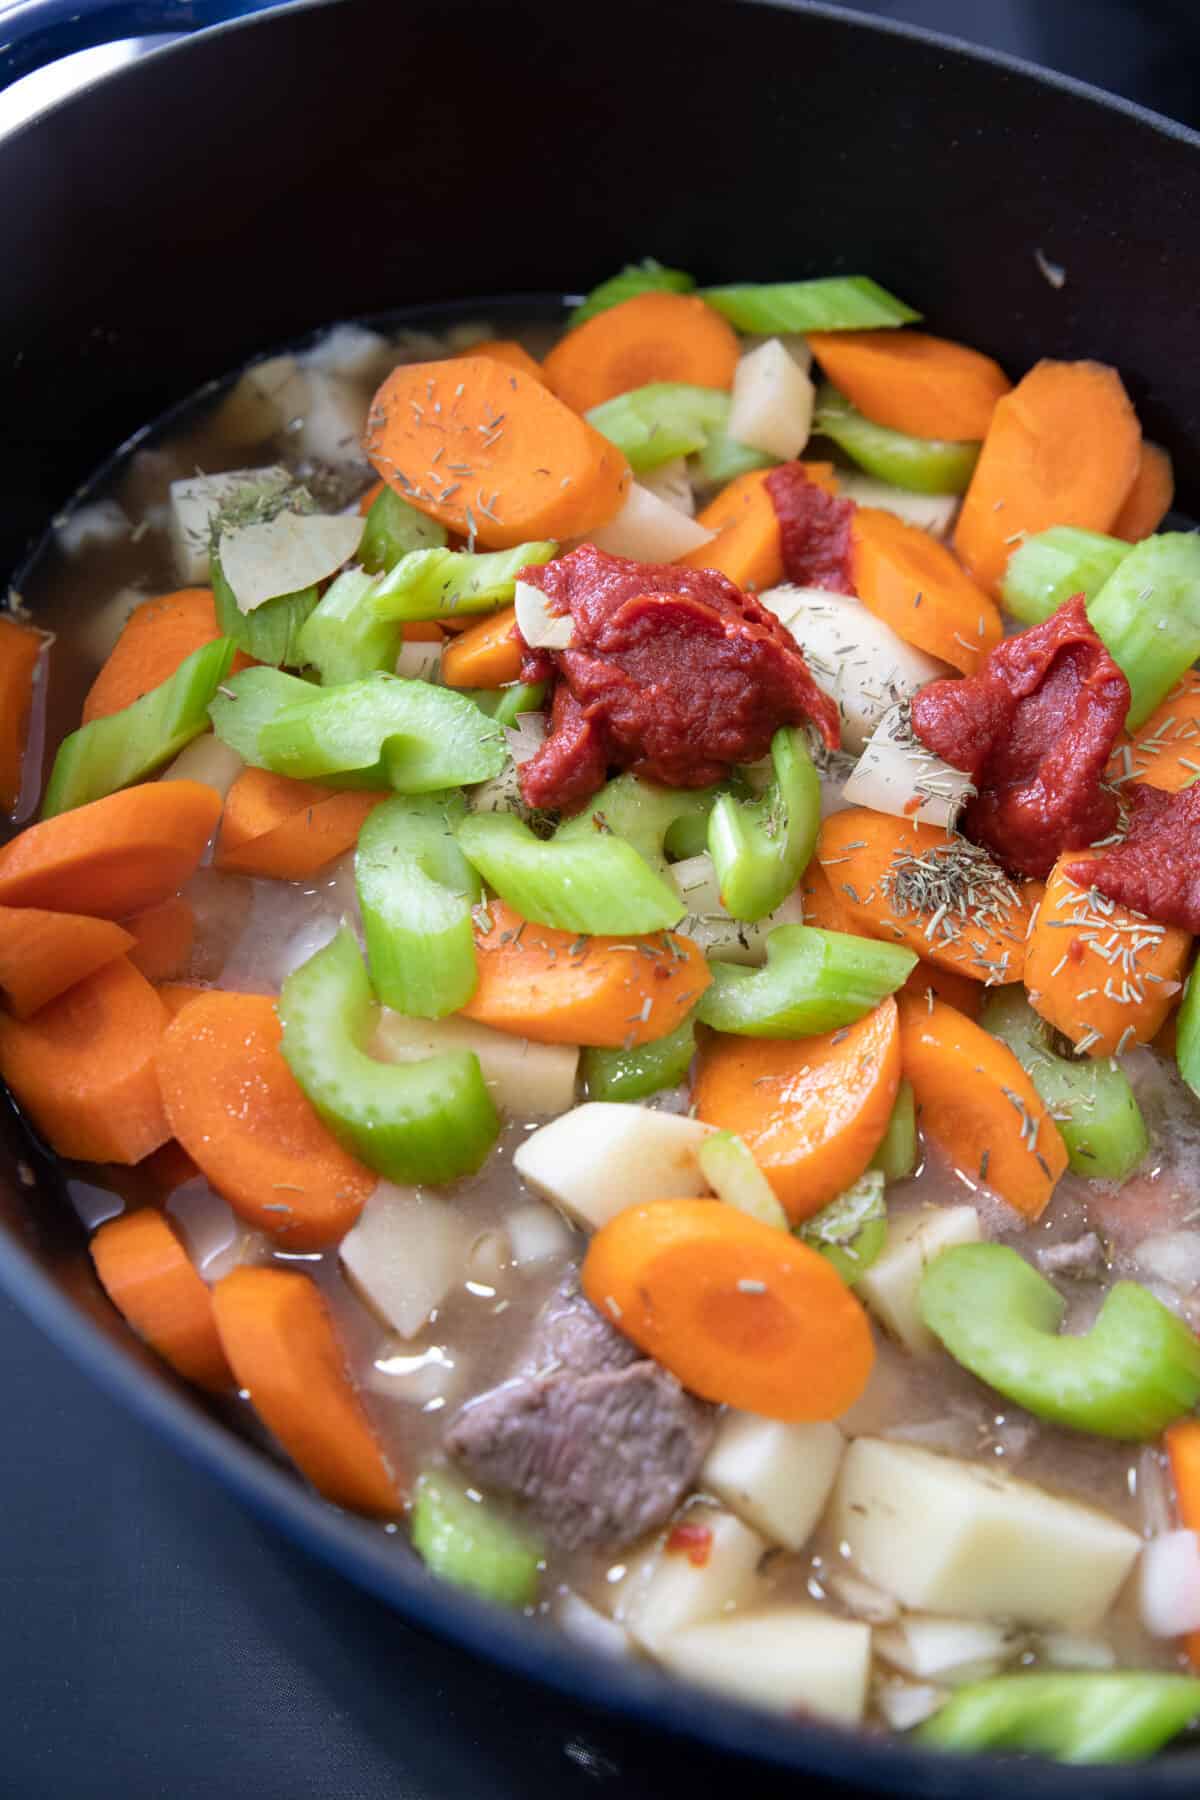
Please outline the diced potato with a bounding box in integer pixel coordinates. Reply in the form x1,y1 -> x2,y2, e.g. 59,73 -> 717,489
839,474 -> 958,539
858,1204 -> 981,1353
702,1413 -> 844,1550
505,1201 -> 576,1270
216,354 -> 311,445
727,339 -> 815,461
588,483 -> 715,562
873,1613 -> 1021,1684
612,1507 -> 766,1652
55,499 -> 130,557
167,465 -> 290,583
670,852 -> 804,965
657,1608 -> 871,1724
831,1438 -> 1141,1630
512,1103 -> 712,1232
556,1591 -> 635,1659
302,322 -> 395,385
339,1183 -> 468,1340
874,1678 -> 948,1731
374,1010 -> 578,1119
293,370 -> 371,466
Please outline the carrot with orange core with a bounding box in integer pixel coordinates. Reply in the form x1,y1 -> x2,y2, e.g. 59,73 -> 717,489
901,958 -> 983,1020
212,1266 -> 399,1515
1112,442 -> 1175,543
1023,853 -> 1189,1057
0,957 -> 170,1162
459,900 -> 710,1047
1166,1420 -> 1200,1669
156,981 -> 208,1017
440,605 -> 523,689
1107,671 -> 1200,794
692,997 -> 900,1221
91,1209 -> 231,1391
581,1197 -> 874,1421
851,506 -> 1002,674
799,858 -> 859,933
0,905 -> 134,1017
0,614 -> 47,814
123,895 -> 194,982
954,360 -> 1142,596
82,588 -> 250,724
214,767 -> 385,880
542,291 -> 740,415
807,330 -> 1011,441
155,991 -> 375,1249
365,355 -> 630,550
0,780 -> 222,918
466,339 -> 545,383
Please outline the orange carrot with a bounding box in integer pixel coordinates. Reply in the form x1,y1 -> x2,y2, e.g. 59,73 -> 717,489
693,997 -> 900,1221
1112,442 -> 1174,543
212,1265 -> 399,1515
851,506 -> 1002,674
901,958 -> 983,1020
466,338 -> 545,383
439,605 -> 523,689
459,900 -> 709,1047
156,981 -> 209,1018
123,895 -> 195,982
137,1137 -> 199,1194
365,355 -> 630,549
403,621 -> 446,644
898,992 -> 1065,1218
358,479 -> 385,516
954,361 -> 1142,596
214,768 -> 384,880
807,330 -> 1011,441
91,1209 -> 231,1391
155,991 -> 375,1249
1165,1420 -> 1200,1669
1107,671 -> 1200,793
582,1197 -> 874,1421
678,462 -> 839,592
0,905 -> 134,1017
799,857 -> 859,934
0,957 -> 170,1162
0,780 -> 222,918
82,589 -> 250,724
0,614 -> 46,814
542,291 -> 740,415
1023,852 -> 1189,1056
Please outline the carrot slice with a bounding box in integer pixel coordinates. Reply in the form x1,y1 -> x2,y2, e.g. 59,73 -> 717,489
137,1137 -> 199,1195
901,958 -> 982,1020
799,857 -> 859,933
123,895 -> 195,982
581,1196 -> 874,1421
156,981 -> 209,1018
1023,853 -> 1189,1056
212,1265 -> 399,1515
1112,442 -> 1174,543
439,605 -> 523,689
0,905 -> 134,1017
851,506 -> 1002,674
467,338 -> 545,383
692,997 -> 900,1221
214,768 -> 384,880
542,291 -> 740,415
807,330 -> 1011,441
91,1209 -> 231,1391
155,991 -> 374,1249
358,479 -> 385,516
365,355 -> 630,549
1107,671 -> 1200,794
0,614 -> 46,815
954,360 -> 1141,596
0,957 -> 170,1162
1166,1420 -> 1200,1669
459,900 -> 709,1047
0,780 -> 221,919
82,589 -> 249,724
898,992 -> 1065,1218
678,463 -> 839,592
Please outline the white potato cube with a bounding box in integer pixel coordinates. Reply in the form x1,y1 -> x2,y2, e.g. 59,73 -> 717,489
505,1201 -> 576,1269
831,1438 -> 1141,1630
168,465 -> 290,582
294,370 -> 370,466
657,1608 -> 871,1724
727,339 -> 815,460
842,701 -> 975,830
858,1204 -> 981,1354
588,483 -> 714,562
839,474 -> 959,539
512,1103 -> 712,1232
374,1011 -> 578,1118
638,457 -> 696,517
55,499 -> 130,556
613,1507 -> 766,1652
216,354 -> 311,445
702,1413 -> 844,1550
874,1613 -> 1020,1684
339,1182 -> 468,1339
670,852 -> 804,964
302,322 -> 395,385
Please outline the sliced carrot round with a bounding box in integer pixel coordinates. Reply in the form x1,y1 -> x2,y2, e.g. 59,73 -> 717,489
439,605 -> 522,690
467,338 -> 545,383
123,895 -> 195,982
83,588 -> 250,723
851,506 -> 1002,675
91,1209 -> 231,1391
807,330 -> 1011,441
214,767 -> 384,880
542,291 -> 740,414
0,614 -> 46,814
0,904 -> 134,1017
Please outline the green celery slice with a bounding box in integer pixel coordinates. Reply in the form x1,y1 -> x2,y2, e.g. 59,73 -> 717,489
464,682 -> 547,729
555,774 -> 720,876
355,794 -> 481,1019
586,383 -> 730,473
697,923 -> 915,1037
208,666 -> 317,766
410,1468 -> 542,1606
695,427 -> 777,487
258,672 -> 507,791
813,384 -> 978,494
1177,962 -> 1200,1100
278,926 -> 499,1185
212,551 -> 319,668
456,811 -> 684,935
297,567 -> 400,686
870,1078 -> 918,1180
568,259 -> 696,328
359,484 -> 448,574
1086,533 -> 1200,729
919,1242 -> 1200,1439
915,1672 -> 1200,1764
1000,526 -> 1133,626
372,541 -> 557,624
707,727 -> 820,922
698,1130 -> 788,1230
43,637 -> 237,817
583,1012 -> 697,1102
800,1171 -> 887,1286
700,276 -> 919,334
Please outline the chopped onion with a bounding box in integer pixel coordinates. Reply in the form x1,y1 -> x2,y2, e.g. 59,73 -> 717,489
162,735 -> 244,798
588,482 -> 715,562
1139,1530 -> 1200,1637
669,851 -> 804,964
54,499 -> 130,557
742,332 -> 813,375
514,578 -> 574,649
874,1614 -> 1021,1683
842,700 -> 975,829
839,473 -> 958,539
638,457 -> 696,517
728,338 -> 815,460
1135,1230 -> 1200,1292
218,510 -> 363,612
874,1678 -> 948,1732
395,640 -> 442,681
1138,1446 -> 1174,1539
506,1201 -> 575,1269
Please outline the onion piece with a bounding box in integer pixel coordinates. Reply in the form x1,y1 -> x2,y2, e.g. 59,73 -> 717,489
218,510 -> 364,612
874,1678 -> 948,1732
841,700 -> 975,829
638,457 -> 696,517
1138,1530 -> 1200,1637
394,639 -> 442,682
874,1614 -> 1021,1683
588,482 -> 715,562
1135,1230 -> 1200,1292
162,735 -> 244,798
1138,1446 -> 1174,1539
514,578 -> 574,649
669,851 -> 804,964
727,338 -> 815,460
839,473 -> 958,539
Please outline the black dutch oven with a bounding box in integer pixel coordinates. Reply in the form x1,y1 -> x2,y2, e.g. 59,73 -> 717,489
2,2 -> 1200,1791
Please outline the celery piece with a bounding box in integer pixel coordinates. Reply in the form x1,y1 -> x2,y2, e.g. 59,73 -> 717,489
208,665 -> 317,766
1086,533 -> 1200,729
279,926 -> 499,1185
870,1079 -> 918,1181
1177,963 -> 1200,1101
698,1130 -> 788,1231
800,1171 -> 886,1286
915,1672 -> 1200,1764
556,774 -> 720,876
698,923 -> 915,1037
258,672 -> 507,792
1000,526 -> 1132,626
465,682 -> 547,729
920,1243 -> 1200,1439
43,637 -> 237,817
700,277 -> 919,334
586,383 -> 731,474
583,1012 -> 697,1102
813,385 -> 978,495
410,1468 -> 542,1607
211,551 -> 319,668
981,988 -> 1148,1181
663,808 -> 713,862
359,484 -> 447,575
356,794 -> 481,1019
568,259 -> 696,328
456,811 -> 684,935
708,727 -> 820,922
696,427 -> 777,487
297,567 -> 401,685
372,541 -> 558,625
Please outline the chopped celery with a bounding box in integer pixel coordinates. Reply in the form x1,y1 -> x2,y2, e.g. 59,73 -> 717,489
870,1079 -> 918,1181
356,794 -> 481,1018
707,727 -> 820,922
1086,533 -> 1200,729
698,1130 -> 787,1230
697,923 -> 915,1037
663,808 -> 714,862
257,672 -> 507,791
212,552 -> 319,668
695,426 -> 777,487
372,541 -> 557,624
1000,526 -> 1132,626
919,1243 -> 1200,1439
555,774 -> 719,876
813,385 -> 978,494
465,681 -> 547,728
410,1468 -> 542,1607
915,1671 -> 1200,1764
1177,963 -> 1200,1100
359,483 -> 447,574
278,926 -> 499,1185
456,811 -> 684,935
800,1171 -> 886,1285
583,1011 -> 697,1102
700,276 -> 919,334
43,637 -> 236,817
297,567 -> 400,685
568,259 -> 695,328
208,666 -> 317,765
981,988 -> 1148,1181
586,383 -> 730,473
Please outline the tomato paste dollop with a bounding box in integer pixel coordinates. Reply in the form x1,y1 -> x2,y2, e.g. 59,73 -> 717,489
1065,783 -> 1200,934
517,543 -> 840,814
764,464 -> 855,593
909,595 -> 1130,879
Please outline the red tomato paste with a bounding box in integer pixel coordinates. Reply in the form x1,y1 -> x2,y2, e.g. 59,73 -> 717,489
764,464 -> 855,592
1066,782 -> 1200,933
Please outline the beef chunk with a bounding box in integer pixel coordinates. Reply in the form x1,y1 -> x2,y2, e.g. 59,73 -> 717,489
517,1271 -> 641,1381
